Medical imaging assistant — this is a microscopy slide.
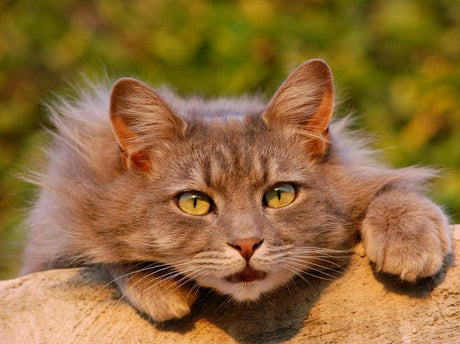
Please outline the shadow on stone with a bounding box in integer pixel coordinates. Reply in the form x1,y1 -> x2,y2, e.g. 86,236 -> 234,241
370,252 -> 455,298
140,270 -> 343,343
198,271 -> 342,344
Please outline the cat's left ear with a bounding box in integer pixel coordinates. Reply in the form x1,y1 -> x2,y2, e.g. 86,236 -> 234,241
110,78 -> 186,173
262,59 -> 334,156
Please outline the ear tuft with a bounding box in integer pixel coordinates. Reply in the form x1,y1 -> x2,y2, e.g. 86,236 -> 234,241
263,59 -> 335,156
110,78 -> 186,173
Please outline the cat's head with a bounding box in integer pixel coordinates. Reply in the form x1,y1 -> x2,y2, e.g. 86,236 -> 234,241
107,59 -> 351,301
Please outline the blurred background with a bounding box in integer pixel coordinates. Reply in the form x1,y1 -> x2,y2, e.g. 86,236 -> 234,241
1,0 -> 459,279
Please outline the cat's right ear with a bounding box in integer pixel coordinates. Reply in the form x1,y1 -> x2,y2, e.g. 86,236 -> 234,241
110,78 -> 186,173
262,59 -> 334,157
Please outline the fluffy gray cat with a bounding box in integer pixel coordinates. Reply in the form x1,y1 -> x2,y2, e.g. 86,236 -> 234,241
22,59 -> 452,321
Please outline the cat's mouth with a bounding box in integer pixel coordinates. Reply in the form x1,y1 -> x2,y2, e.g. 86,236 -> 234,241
225,265 -> 267,283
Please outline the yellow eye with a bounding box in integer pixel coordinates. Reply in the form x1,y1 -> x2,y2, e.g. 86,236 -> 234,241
264,183 -> 296,208
178,192 -> 213,215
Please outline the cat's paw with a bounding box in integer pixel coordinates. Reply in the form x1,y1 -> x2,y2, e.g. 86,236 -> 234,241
119,276 -> 198,322
362,191 -> 452,282
108,265 -> 199,322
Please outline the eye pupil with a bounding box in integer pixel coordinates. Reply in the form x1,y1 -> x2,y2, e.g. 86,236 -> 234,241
193,196 -> 198,208
277,189 -> 281,201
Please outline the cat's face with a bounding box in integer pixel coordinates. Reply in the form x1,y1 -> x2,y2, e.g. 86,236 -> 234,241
107,59 -> 352,300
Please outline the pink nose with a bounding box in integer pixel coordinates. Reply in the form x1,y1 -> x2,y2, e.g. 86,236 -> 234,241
228,237 -> 264,261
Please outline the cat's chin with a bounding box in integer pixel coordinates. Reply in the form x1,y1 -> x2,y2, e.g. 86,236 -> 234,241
198,269 -> 294,302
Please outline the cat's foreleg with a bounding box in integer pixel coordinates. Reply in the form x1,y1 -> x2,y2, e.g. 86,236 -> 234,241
105,263 -> 199,322
361,188 -> 452,281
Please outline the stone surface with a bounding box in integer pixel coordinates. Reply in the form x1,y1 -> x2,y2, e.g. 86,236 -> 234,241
1,226 -> 459,344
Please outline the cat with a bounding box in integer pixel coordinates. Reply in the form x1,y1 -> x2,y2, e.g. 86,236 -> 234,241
22,59 -> 453,322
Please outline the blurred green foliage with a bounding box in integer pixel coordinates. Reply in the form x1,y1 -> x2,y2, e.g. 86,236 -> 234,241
1,0 -> 459,279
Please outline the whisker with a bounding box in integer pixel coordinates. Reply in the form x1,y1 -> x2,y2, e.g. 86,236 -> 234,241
284,258 -> 341,281
103,262 -> 160,288
280,263 -> 313,286
284,256 -> 346,272
103,258 -> 195,287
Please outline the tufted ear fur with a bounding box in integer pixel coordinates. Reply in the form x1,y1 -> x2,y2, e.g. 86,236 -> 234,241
110,78 -> 186,172
262,59 -> 334,157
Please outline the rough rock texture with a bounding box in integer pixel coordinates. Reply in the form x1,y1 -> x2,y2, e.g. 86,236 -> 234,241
1,226 -> 459,344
